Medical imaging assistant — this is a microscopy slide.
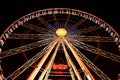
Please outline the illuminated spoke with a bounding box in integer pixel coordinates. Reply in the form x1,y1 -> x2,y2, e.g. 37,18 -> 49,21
70,25 -> 101,35
22,23 -> 46,32
8,33 -> 55,40
64,14 -> 70,28
27,37 -> 60,80
44,68 -> 51,80
0,38 -> 54,59
68,18 -> 86,31
62,41 -> 82,80
63,37 -> 95,80
6,41 -> 53,80
70,39 -> 120,62
1,8 -> 119,80
37,17 -> 55,32
38,42 -> 60,80
53,12 -> 59,27
72,45 -> 111,80
68,35 -> 114,42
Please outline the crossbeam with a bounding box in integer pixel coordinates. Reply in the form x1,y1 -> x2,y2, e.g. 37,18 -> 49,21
62,41 -> 82,80
68,35 -> 114,42
69,18 -> 86,30
9,33 -> 55,40
71,39 -> 120,62
63,37 -> 95,80
72,45 -> 111,80
27,37 -> 60,80
70,25 -> 101,35
38,42 -> 60,80
6,41 -> 52,79
0,38 -> 54,59
22,23 -> 45,32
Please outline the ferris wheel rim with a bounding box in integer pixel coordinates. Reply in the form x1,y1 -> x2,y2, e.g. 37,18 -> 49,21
0,8 -> 120,80
0,8 -> 119,52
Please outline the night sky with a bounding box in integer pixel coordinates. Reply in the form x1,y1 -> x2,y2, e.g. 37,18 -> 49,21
0,0 -> 120,34
0,0 -> 120,80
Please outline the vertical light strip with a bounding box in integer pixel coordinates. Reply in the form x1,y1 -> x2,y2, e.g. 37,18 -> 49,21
63,37 -> 95,80
61,41 -> 76,80
27,37 -> 60,80
62,41 -> 82,80
38,42 -> 60,80
44,67 -> 51,80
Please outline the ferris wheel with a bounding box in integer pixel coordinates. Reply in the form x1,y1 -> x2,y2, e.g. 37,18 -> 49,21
0,8 -> 120,80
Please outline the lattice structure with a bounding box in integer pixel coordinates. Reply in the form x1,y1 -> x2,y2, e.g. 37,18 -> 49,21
0,8 -> 120,80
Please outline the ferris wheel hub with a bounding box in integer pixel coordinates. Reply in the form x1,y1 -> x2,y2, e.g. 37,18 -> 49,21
56,28 -> 67,37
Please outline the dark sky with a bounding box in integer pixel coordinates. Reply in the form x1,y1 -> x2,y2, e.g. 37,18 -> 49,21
0,0 -> 120,80
0,0 -> 120,35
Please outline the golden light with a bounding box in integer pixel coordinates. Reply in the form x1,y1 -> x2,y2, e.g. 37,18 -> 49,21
56,28 -> 67,37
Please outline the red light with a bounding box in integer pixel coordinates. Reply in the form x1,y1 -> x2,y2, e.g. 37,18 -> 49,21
54,71 -> 63,75
52,63 -> 68,70
52,63 -> 68,75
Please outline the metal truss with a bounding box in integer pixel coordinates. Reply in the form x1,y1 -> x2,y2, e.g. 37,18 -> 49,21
69,18 -> 86,30
38,42 -> 60,80
70,39 -> 120,62
9,33 -> 55,40
0,38 -> 54,59
62,41 -> 82,80
27,38 -> 59,80
70,25 -> 101,35
37,17 -> 51,28
63,37 -> 95,80
6,38 -> 59,79
52,11 -> 59,27
0,8 -> 119,80
72,44 -> 111,80
37,17 -> 56,33
6,42 -> 50,79
68,35 -> 114,42
22,23 -> 45,32
64,14 -> 71,27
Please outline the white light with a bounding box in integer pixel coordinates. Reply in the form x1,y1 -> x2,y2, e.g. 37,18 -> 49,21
0,40 -> 4,46
110,32 -> 114,36
85,73 -> 92,80
106,27 -> 109,31
115,37 -> 119,42
5,33 -> 9,38
118,45 -> 120,48
0,48 -> 2,52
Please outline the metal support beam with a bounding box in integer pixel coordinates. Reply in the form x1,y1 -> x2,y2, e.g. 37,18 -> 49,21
22,23 -> 45,32
71,39 -> 120,62
69,18 -> 86,31
53,11 -> 59,27
6,41 -> 51,79
62,41 -> 82,80
0,38 -> 54,59
64,14 -> 70,27
63,37 -> 95,80
44,68 -> 51,80
68,35 -> 114,42
27,37 -> 60,80
72,45 -> 111,80
37,17 -> 50,28
70,25 -> 101,35
9,33 -> 55,40
38,42 -> 60,80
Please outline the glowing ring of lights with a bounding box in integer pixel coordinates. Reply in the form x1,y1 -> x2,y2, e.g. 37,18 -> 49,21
0,8 -> 120,48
